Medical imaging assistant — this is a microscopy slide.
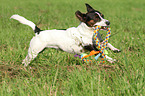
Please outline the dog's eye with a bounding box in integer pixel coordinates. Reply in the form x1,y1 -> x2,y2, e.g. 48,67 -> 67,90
96,18 -> 99,21
95,15 -> 99,18
95,18 -> 101,22
95,15 -> 100,20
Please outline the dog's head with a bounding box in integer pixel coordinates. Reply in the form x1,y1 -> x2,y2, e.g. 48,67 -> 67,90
75,4 -> 110,30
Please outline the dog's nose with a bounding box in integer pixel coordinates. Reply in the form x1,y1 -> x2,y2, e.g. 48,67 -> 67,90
105,21 -> 110,25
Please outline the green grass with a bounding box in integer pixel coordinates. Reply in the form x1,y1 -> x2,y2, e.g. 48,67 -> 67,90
0,0 -> 145,95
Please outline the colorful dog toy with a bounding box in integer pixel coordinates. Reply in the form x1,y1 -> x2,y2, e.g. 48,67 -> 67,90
75,25 -> 111,63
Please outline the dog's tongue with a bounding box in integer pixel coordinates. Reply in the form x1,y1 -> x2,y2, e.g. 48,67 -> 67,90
101,26 -> 107,30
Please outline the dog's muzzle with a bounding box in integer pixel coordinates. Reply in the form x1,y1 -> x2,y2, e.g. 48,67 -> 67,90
105,20 -> 110,26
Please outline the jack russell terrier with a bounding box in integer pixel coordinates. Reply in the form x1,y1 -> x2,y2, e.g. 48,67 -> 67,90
10,4 -> 120,67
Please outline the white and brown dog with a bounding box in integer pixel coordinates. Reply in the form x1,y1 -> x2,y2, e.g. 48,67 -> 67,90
10,4 -> 120,66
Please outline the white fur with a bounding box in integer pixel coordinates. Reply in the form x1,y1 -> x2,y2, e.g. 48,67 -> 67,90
11,14 -> 120,66
94,12 -> 109,27
10,15 -> 35,30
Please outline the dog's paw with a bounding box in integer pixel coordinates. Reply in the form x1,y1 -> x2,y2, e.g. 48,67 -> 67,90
22,60 -> 29,67
112,48 -> 121,53
107,59 -> 116,63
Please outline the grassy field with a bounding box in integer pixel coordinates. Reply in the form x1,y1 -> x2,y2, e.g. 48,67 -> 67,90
0,0 -> 145,95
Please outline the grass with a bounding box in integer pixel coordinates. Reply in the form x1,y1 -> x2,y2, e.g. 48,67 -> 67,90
0,0 -> 145,95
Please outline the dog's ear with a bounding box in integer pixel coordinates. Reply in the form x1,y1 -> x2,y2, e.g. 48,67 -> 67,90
75,10 -> 86,22
85,3 -> 94,12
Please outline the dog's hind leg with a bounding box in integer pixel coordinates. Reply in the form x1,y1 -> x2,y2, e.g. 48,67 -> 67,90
22,37 -> 47,67
22,49 -> 39,67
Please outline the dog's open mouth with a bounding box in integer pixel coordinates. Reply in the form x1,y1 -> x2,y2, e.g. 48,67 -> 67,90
99,26 -> 109,30
101,26 -> 108,30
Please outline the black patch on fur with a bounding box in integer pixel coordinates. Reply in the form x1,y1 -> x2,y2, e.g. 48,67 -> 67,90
84,45 -> 94,51
93,44 -> 99,51
34,26 -> 43,34
84,44 -> 100,52
57,29 -> 67,30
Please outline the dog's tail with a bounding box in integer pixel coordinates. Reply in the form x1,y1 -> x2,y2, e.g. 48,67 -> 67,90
10,14 -> 42,34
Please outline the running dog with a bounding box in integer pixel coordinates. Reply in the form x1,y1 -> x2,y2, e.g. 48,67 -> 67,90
10,4 -> 120,66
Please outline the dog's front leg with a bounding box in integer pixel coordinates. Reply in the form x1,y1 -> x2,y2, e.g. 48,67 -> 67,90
107,43 -> 121,52
105,55 -> 116,63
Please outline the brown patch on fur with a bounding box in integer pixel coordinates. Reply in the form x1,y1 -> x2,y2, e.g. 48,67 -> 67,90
87,20 -> 95,27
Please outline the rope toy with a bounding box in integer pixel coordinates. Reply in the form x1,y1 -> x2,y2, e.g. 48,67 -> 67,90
75,25 -> 111,63
93,26 -> 111,63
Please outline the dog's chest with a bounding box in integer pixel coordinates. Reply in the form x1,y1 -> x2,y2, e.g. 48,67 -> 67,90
67,27 -> 93,46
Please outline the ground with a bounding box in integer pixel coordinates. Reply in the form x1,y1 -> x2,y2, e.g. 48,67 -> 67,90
0,0 -> 145,95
